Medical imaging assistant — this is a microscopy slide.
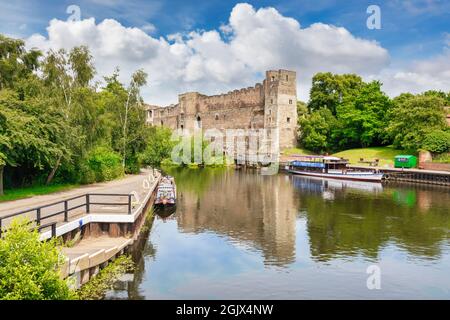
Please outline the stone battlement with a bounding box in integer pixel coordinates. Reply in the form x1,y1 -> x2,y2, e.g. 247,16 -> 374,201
145,69 -> 298,149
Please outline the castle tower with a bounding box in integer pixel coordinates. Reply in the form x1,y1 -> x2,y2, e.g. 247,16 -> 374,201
263,70 -> 298,150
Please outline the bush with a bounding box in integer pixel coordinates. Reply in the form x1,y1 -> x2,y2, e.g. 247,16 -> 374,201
0,218 -> 74,300
422,130 -> 450,154
433,153 -> 450,163
160,158 -> 179,167
82,147 -> 124,183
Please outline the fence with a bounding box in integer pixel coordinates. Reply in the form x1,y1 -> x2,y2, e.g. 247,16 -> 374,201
0,193 -> 134,238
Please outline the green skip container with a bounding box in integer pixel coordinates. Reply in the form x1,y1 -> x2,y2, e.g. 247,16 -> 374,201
394,155 -> 417,169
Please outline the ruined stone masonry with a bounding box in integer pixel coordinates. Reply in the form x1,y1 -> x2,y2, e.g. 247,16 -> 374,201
145,69 -> 298,153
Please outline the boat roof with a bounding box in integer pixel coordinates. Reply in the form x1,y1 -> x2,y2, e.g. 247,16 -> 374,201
291,155 -> 344,161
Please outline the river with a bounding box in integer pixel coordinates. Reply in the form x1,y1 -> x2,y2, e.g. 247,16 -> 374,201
106,168 -> 450,299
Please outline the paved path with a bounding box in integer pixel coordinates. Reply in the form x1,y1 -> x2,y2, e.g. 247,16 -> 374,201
0,169 -> 157,227
62,236 -> 130,260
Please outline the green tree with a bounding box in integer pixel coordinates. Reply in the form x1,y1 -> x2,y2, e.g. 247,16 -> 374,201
140,126 -> 174,168
0,90 -> 65,195
299,108 -> 338,153
335,81 -> 391,148
41,46 -> 96,184
0,35 -> 41,90
101,69 -> 149,173
422,130 -> 450,154
0,218 -> 74,300
308,72 -> 364,115
386,94 -> 447,152
297,100 -> 308,119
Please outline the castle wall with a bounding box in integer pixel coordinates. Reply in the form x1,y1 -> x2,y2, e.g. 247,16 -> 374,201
146,69 -> 298,150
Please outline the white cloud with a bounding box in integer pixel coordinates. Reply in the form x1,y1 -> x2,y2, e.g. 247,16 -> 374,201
24,2 -> 448,105
373,49 -> 450,97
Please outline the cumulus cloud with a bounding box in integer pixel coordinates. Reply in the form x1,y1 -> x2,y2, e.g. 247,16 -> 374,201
24,2 -> 447,105
375,49 -> 450,97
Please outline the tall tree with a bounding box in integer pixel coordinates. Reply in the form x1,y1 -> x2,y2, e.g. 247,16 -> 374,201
121,70 -> 148,169
298,108 -> 339,153
0,35 -> 41,90
101,69 -> 148,172
336,81 -> 391,148
308,72 -> 364,115
386,94 -> 447,152
41,46 -> 96,184
0,90 -> 65,195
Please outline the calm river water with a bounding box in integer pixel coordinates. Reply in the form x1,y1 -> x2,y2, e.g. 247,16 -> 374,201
106,168 -> 450,299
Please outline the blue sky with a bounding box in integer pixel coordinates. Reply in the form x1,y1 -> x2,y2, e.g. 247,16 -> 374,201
1,0 -> 449,104
3,0 -> 449,60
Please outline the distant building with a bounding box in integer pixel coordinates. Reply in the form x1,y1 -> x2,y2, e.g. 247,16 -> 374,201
145,70 -> 298,150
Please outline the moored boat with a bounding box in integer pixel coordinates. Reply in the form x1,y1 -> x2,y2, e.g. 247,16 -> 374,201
286,156 -> 384,182
154,176 -> 177,207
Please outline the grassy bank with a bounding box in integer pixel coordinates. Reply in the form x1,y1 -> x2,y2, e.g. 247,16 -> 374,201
0,184 -> 80,203
332,146 -> 405,167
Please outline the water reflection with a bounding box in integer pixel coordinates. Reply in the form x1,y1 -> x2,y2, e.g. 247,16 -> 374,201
293,176 -> 450,262
175,171 -> 298,267
106,169 -> 450,299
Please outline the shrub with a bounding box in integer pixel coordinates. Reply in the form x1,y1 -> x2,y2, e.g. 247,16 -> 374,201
160,158 -> 178,167
83,147 -> 124,183
422,130 -> 450,154
0,218 -> 74,300
433,153 -> 450,163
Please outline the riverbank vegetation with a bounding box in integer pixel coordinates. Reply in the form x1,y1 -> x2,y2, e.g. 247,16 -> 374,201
0,218 -> 75,300
76,255 -> 134,300
298,73 -> 450,159
0,217 -> 135,300
147,132 -> 234,168
0,34 -> 151,196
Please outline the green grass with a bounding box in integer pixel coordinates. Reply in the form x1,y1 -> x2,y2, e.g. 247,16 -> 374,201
282,147 -> 315,156
332,146 -> 407,167
0,184 -> 80,202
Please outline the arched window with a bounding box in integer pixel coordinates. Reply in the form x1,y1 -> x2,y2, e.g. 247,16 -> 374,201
196,115 -> 202,129
215,114 -> 219,121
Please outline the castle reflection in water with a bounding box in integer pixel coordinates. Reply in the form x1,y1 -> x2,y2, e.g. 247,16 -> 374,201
165,168 -> 450,266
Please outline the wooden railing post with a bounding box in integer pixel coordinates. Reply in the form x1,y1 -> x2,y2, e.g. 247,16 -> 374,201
128,194 -> 132,214
64,200 -> 68,222
36,208 -> 41,226
51,223 -> 56,238
86,194 -> 90,213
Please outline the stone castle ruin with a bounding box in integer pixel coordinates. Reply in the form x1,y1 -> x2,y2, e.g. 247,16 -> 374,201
145,70 -> 298,156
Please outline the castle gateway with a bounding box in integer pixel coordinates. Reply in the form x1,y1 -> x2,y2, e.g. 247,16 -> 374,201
145,69 -> 298,150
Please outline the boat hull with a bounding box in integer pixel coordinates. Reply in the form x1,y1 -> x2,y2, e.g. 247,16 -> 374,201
287,169 -> 384,182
